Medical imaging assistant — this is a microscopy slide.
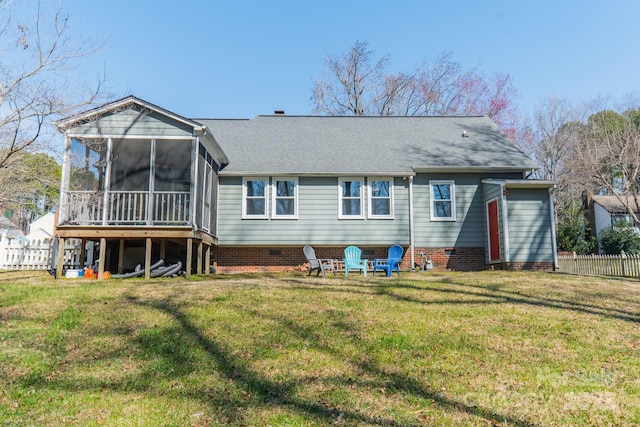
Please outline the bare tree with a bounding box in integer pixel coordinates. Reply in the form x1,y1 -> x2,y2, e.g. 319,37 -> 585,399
575,109 -> 640,224
0,0 -> 105,171
311,43 -> 520,137
523,97 -> 582,181
311,40 -> 389,116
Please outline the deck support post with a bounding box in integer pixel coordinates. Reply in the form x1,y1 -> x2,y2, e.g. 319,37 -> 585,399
98,238 -> 106,280
205,244 -> 211,274
186,238 -> 193,278
56,237 -> 66,279
118,239 -> 125,274
160,239 -> 166,260
197,241 -> 203,274
80,238 -> 87,270
144,238 -> 152,279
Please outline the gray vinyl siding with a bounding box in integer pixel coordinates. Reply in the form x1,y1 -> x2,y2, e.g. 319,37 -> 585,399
482,182 -> 505,262
217,176 -> 410,246
413,174 -> 489,247
66,108 -> 194,137
506,188 -> 554,262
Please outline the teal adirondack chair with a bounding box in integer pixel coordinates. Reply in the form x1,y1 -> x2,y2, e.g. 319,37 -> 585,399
343,245 -> 367,276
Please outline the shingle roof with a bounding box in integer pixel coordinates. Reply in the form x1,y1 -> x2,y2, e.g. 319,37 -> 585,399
197,115 -> 539,175
592,195 -> 640,214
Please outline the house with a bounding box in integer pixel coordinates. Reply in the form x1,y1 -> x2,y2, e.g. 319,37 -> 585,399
54,96 -> 557,278
0,215 -> 24,239
25,212 -> 56,242
586,194 -> 640,250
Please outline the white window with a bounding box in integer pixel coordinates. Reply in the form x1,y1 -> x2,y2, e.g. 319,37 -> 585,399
242,177 -> 268,218
339,178 -> 364,219
430,180 -> 455,221
272,177 -> 298,219
368,178 -> 393,218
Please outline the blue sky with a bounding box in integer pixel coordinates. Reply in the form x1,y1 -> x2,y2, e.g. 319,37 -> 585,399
64,0 -> 640,120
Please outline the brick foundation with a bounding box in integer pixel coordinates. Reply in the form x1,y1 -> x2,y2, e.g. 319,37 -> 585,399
502,261 -> 555,271
215,246 -> 555,273
215,246 -> 404,274
216,245 -> 488,273
414,247 -> 486,272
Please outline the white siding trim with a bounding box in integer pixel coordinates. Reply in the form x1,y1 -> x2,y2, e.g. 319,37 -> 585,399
500,184 -> 511,263
549,187 -> 558,268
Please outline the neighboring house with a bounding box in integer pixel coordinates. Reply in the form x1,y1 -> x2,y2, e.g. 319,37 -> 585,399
54,96 -> 557,277
586,195 -> 640,250
25,212 -> 56,242
0,215 -> 24,239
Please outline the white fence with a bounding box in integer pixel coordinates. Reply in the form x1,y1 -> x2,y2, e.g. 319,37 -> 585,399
557,252 -> 640,278
0,234 -> 87,271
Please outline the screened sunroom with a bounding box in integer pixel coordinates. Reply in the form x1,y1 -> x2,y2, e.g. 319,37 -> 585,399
63,136 -> 207,228
57,98 -> 227,231
54,96 -> 229,279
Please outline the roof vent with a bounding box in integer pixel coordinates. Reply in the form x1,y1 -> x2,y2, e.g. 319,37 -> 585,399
274,110 -> 285,115
461,130 -> 469,137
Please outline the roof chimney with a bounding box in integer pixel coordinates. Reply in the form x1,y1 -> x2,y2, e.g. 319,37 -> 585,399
274,110 -> 285,115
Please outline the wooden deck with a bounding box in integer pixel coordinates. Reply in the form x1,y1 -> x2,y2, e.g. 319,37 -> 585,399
54,225 -> 217,280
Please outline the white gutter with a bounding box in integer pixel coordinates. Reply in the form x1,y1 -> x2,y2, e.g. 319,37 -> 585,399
500,181 -> 511,264
409,176 -> 415,271
219,171 -> 415,177
549,187 -> 559,269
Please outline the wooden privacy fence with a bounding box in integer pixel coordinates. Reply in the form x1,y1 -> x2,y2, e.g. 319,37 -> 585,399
558,252 -> 640,278
0,234 -> 88,271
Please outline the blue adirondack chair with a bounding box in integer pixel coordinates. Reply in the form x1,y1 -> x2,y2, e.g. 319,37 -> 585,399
373,244 -> 404,277
343,245 -> 367,276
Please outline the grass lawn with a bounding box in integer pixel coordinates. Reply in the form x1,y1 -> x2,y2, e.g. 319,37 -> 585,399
1,270 -> 639,426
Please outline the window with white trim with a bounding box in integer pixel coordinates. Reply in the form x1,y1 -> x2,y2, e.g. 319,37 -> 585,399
339,178 -> 364,218
368,178 -> 393,218
272,177 -> 298,218
242,177 -> 268,218
430,180 -> 455,221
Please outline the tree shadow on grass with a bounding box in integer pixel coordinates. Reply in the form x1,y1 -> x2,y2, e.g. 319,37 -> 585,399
123,295 -> 423,426
120,292 -> 538,427
282,275 -> 640,324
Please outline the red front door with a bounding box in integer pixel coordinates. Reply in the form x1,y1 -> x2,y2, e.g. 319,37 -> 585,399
487,199 -> 501,262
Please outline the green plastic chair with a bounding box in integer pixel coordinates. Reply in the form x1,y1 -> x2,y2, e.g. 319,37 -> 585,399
343,245 -> 367,276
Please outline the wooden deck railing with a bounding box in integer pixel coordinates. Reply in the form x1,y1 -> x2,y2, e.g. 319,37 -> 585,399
107,191 -> 148,224
62,191 -> 190,226
557,252 -> 640,278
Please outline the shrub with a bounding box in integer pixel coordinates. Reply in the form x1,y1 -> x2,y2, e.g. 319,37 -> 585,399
598,223 -> 640,254
556,212 -> 595,254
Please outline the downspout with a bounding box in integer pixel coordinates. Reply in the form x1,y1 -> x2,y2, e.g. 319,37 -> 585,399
549,186 -> 559,269
409,176 -> 415,271
500,182 -> 511,264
